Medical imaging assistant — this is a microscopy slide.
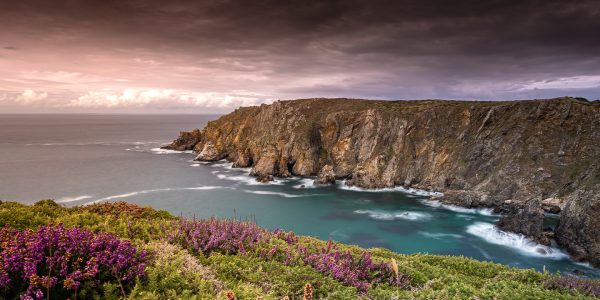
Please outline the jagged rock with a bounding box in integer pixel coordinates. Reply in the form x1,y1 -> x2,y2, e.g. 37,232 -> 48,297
556,190 -> 600,267
194,142 -> 223,161
314,165 -> 336,186
497,198 -> 548,245
166,97 -> 600,266
541,197 -> 564,213
439,190 -> 490,208
256,174 -> 274,183
161,129 -> 201,151
249,147 -> 279,177
232,151 -> 252,168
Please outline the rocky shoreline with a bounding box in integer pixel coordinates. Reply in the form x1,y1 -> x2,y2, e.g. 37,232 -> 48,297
164,97 -> 600,267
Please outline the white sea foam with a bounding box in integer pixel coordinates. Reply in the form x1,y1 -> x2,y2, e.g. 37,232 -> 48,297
56,195 -> 93,203
354,209 -> 432,221
241,190 -> 313,198
150,148 -> 193,154
293,178 -> 317,189
421,200 -> 495,216
210,161 -> 234,168
214,172 -> 285,185
466,222 -> 568,259
419,231 -> 463,240
183,186 -> 224,190
339,181 -> 443,197
85,186 -> 224,205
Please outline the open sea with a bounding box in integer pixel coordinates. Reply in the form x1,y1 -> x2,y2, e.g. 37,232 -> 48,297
1,114 -> 598,278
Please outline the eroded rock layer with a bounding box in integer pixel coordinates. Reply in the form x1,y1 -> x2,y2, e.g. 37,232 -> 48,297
164,97 -> 600,266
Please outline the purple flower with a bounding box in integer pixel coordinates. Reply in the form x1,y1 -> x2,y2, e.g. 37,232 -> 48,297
165,218 -> 266,255
0,224 -> 148,297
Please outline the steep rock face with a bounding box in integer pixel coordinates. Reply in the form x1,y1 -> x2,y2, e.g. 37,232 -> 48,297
556,189 -> 600,263
165,97 -> 600,266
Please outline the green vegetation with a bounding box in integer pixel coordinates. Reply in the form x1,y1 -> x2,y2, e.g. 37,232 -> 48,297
1,200 -> 598,299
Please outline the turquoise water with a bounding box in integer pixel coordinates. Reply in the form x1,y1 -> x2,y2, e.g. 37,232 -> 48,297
1,114 -> 598,278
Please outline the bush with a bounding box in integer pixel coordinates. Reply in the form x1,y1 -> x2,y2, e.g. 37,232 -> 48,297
165,218 -> 267,255
0,224 -> 148,299
544,276 -> 600,298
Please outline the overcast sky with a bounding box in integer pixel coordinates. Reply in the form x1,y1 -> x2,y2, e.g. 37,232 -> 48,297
1,0 -> 599,113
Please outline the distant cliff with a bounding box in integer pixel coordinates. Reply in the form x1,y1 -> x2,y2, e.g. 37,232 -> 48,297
164,97 -> 600,267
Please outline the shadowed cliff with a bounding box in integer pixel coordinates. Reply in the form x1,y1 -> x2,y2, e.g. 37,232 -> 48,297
165,97 -> 600,267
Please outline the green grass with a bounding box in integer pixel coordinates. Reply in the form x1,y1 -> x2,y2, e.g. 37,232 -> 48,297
0,200 -> 597,299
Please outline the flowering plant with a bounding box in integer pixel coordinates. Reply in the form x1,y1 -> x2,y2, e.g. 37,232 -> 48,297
0,224 -> 147,299
166,218 -> 266,255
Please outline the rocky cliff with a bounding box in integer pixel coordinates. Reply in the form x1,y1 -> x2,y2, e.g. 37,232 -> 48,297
164,97 -> 600,267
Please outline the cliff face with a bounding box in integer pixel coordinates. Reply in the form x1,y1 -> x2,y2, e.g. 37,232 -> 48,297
165,98 -> 600,266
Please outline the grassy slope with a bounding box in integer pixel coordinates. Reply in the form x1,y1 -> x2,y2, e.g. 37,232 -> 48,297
0,200 -> 597,299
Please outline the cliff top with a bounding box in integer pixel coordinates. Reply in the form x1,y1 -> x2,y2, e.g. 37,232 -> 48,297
1,200 -> 599,299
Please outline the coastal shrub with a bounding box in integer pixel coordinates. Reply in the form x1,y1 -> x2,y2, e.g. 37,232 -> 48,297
0,200 -> 72,230
82,202 -> 174,220
297,240 -> 409,293
1,201 -> 598,299
166,218 -> 267,255
208,252 -> 358,299
544,276 -> 600,298
129,241 -> 221,299
0,224 -> 148,299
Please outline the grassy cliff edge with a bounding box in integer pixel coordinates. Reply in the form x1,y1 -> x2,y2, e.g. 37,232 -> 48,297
1,200 -> 599,299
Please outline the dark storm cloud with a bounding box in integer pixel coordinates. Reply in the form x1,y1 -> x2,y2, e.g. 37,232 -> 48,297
0,0 -> 599,112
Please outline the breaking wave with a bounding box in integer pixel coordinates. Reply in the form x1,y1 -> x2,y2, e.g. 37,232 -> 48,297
420,200 -> 495,216
150,148 -> 193,154
466,222 -> 568,259
292,178 -> 317,189
339,181 -> 443,197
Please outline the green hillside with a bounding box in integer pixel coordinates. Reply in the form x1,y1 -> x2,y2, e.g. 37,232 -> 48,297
0,200 -> 598,299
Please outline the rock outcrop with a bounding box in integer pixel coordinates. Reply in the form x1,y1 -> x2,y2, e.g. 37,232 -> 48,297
497,199 -> 549,245
314,165 -> 336,186
164,97 -> 600,266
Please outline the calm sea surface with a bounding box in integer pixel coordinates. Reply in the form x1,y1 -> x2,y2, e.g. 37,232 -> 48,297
1,114 -> 598,278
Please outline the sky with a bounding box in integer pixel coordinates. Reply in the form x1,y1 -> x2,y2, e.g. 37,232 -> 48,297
1,0 -> 599,113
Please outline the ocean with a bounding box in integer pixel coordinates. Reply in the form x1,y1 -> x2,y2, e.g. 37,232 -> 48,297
1,113 -> 598,278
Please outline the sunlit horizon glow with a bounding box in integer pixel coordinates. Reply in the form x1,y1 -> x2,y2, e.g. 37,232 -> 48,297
1,0 -> 599,113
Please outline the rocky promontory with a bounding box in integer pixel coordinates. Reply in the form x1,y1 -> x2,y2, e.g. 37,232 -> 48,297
164,97 -> 600,267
